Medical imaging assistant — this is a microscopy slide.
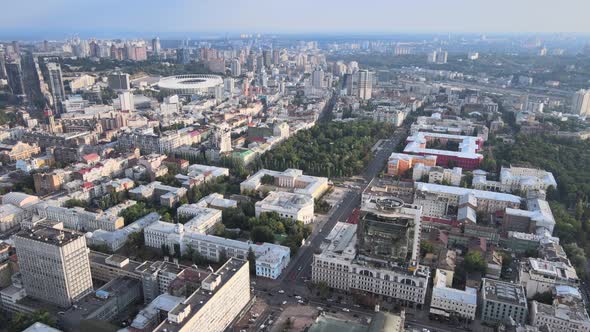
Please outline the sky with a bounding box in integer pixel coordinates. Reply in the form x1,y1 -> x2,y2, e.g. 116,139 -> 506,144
2,0 -> 590,39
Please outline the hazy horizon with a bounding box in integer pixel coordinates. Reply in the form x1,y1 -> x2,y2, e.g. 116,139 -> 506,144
3,0 -> 590,40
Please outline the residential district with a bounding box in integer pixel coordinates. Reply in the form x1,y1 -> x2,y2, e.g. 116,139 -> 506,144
0,34 -> 590,332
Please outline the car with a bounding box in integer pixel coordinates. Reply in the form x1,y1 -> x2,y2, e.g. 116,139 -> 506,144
353,304 -> 360,308
298,266 -> 302,271
298,300 -> 305,304
342,308 -> 350,312
422,329 -> 430,332
58,312 -> 65,315
295,295 -> 302,300
282,301 -> 287,305
317,307 -> 324,311
278,290 -> 285,294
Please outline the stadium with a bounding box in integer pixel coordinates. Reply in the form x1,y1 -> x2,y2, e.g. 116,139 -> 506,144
157,74 -> 223,96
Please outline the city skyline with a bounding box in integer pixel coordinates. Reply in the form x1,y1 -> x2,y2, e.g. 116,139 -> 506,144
3,0 -> 590,40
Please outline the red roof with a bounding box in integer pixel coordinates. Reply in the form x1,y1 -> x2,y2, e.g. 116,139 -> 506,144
82,153 -> 100,162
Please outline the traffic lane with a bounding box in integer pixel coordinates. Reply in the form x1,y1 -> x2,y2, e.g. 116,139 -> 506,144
281,191 -> 357,281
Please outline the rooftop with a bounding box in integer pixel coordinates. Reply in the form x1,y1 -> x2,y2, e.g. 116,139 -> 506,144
256,191 -> 313,212
482,278 -> 527,307
16,226 -> 82,247
404,131 -> 483,159
415,182 -> 522,204
153,258 -> 247,332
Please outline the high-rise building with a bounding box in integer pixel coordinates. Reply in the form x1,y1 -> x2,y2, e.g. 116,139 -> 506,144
262,49 -> 271,69
311,67 -> 324,89
14,226 -> 94,308
212,122 -> 232,153
153,258 -> 251,332
357,69 -> 373,100
46,63 -> 66,114
272,49 -> 280,65
108,72 -> 130,91
177,48 -> 190,65
230,58 -> 241,77
224,77 -> 235,95
152,37 -> 161,56
119,91 -> 134,112
11,41 -> 20,56
5,58 -> 25,96
572,89 -> 590,116
428,49 -> 448,64
0,50 -> 7,79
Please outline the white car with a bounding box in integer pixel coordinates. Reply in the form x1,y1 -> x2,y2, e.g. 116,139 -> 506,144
295,295 -> 302,300
342,308 -> 350,312
278,290 -> 285,294
282,301 -> 287,305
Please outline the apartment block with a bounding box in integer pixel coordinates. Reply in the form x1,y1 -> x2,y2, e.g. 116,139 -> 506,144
14,227 -> 93,308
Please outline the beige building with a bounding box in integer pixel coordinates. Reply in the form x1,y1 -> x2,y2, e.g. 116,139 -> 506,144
0,142 -> 41,163
14,226 -> 94,308
154,258 -> 251,332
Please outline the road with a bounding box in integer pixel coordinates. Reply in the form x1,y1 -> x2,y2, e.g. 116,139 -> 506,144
437,80 -> 571,99
279,128 -> 407,286
243,126 -> 473,332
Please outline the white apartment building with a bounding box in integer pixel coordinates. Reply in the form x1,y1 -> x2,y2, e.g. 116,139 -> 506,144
255,191 -> 314,224
530,286 -> 590,332
311,223 -> 430,307
414,182 -> 521,218
14,226 -> 94,308
412,164 -> 462,186
572,89 -> 590,116
143,221 -> 291,280
501,166 -> 557,193
175,164 -> 229,188
129,181 -> 188,208
176,204 -> 222,234
154,258 -> 250,332
429,269 -> 477,320
518,257 -> 579,298
195,193 -> 237,210
87,212 -> 160,251
240,168 -> 329,199
35,202 -> 129,232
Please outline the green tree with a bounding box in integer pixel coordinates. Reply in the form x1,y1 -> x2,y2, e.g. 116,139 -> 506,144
464,251 -> 487,274
251,226 -> 275,243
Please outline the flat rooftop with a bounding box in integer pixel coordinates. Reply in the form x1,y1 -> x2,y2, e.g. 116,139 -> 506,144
153,258 -> 247,332
482,278 -> 527,307
16,226 -> 82,247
